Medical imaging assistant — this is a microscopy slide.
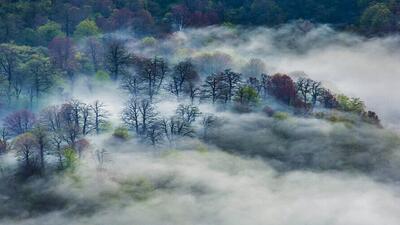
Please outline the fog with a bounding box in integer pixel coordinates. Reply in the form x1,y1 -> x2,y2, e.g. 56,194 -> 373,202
128,23 -> 400,131
2,144 -> 400,225
2,23 -> 400,225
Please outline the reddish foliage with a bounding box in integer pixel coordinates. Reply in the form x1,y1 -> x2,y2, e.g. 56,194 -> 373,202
267,74 -> 296,105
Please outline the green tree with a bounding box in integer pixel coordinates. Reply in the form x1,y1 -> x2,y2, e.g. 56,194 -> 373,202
37,21 -> 64,45
360,3 -> 394,34
73,19 -> 101,39
337,94 -> 366,114
235,86 -> 260,106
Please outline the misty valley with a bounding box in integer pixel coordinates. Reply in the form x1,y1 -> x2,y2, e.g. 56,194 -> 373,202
1,1 -> 400,225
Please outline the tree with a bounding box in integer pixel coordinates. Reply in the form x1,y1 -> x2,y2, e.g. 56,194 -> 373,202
121,71 -> 142,96
337,94 -> 366,114
169,59 -> 199,97
170,4 -> 191,30
90,100 -> 109,135
0,127 -> 10,154
40,105 -> 65,165
80,103 -> 92,136
360,3 -> 394,34
85,37 -> 104,72
235,85 -> 260,106
193,52 -> 232,76
267,74 -> 296,105
32,126 -> 49,173
0,45 -> 18,103
105,39 -> 131,80
319,89 -> 338,109
221,69 -> 242,103
122,97 -> 158,135
146,121 -> 164,146
73,19 -> 101,39
14,133 -> 39,175
24,55 -> 56,105
3,110 -> 36,136
48,37 -> 77,82
122,97 -> 141,134
241,58 -> 266,77
250,0 -> 285,26
162,104 -> 201,142
201,114 -> 218,140
37,21 -> 64,45
296,77 -> 322,109
201,73 -> 225,104
135,56 -> 168,101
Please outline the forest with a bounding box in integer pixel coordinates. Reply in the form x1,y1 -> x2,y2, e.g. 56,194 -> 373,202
1,1 -> 400,225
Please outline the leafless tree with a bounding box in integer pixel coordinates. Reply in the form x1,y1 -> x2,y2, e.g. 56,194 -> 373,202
135,56 -> 168,101
85,37 -> 103,72
105,39 -> 131,80
122,97 -> 158,135
168,60 -> 199,97
3,110 -> 36,136
122,97 -> 141,134
201,73 -> 224,104
90,100 -> 109,135
221,69 -> 242,103
14,133 -> 39,174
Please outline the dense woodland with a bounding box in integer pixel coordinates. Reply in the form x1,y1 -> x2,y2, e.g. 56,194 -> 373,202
1,0 -> 400,45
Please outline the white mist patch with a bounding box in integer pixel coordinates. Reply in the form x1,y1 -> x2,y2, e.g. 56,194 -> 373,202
3,149 -> 400,225
133,24 -> 400,131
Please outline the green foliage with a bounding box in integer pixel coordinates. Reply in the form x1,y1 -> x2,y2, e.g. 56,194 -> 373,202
113,127 -> 130,140
273,112 -> 289,120
63,148 -> 78,171
141,36 -> 157,46
94,70 -> 111,82
234,86 -> 260,106
336,94 -> 366,114
73,19 -> 101,39
37,21 -> 64,45
360,3 -> 394,34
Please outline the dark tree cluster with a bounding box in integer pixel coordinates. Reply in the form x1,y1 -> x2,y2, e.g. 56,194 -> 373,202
0,99 -> 109,176
0,0 -> 398,47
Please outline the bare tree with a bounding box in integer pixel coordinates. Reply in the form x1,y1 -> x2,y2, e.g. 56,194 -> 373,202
201,114 -> 218,140
135,56 -> 168,101
0,45 -> 18,103
85,37 -> 103,72
80,103 -> 92,136
32,126 -> 49,173
296,77 -> 312,106
0,127 -> 10,154
122,97 -> 141,134
121,71 -> 142,96
162,104 -> 201,143
105,39 -> 131,80
122,97 -> 158,135
260,74 -> 271,99
3,110 -> 36,136
168,60 -> 199,97
296,77 -> 322,109
14,133 -> 39,174
201,73 -> 224,104
138,98 -> 158,134
221,69 -> 242,103
90,100 -> 109,135
146,121 -> 164,146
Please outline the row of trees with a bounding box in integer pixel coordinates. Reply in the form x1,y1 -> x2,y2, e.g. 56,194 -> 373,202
1,0 -> 399,46
0,99 -> 108,176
